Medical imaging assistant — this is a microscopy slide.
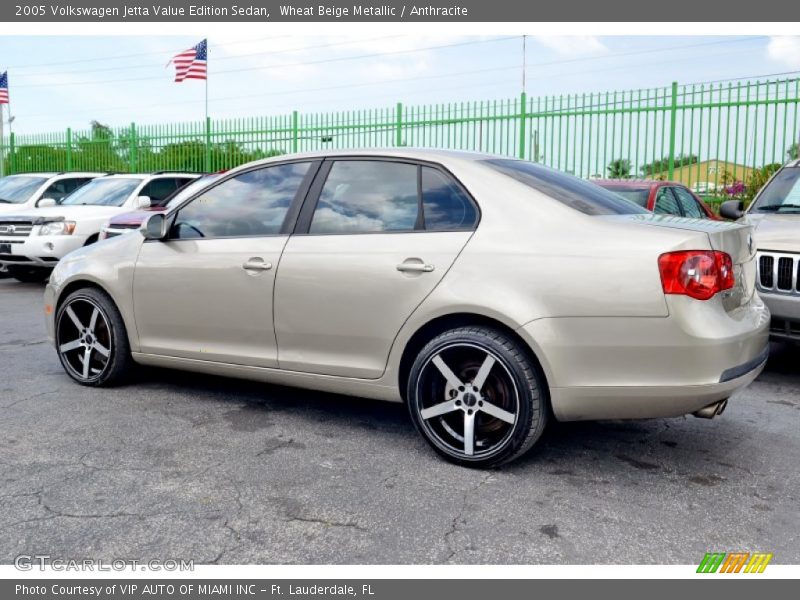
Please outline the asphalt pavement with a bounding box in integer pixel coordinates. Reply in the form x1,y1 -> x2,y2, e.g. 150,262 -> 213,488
1,278 -> 798,564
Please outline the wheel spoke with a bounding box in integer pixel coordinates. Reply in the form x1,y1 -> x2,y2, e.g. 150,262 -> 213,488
420,400 -> 458,420
431,354 -> 463,389
65,306 -> 84,331
479,401 -> 516,424
81,348 -> 92,379
59,339 -> 82,353
472,354 -> 496,391
94,342 -> 110,358
463,412 -> 476,456
88,308 -> 99,333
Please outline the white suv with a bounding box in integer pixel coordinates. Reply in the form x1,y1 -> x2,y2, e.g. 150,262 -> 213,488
0,172 -> 103,214
0,172 -> 199,282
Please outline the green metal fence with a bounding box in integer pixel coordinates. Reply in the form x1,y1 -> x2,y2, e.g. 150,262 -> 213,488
2,76 -> 799,202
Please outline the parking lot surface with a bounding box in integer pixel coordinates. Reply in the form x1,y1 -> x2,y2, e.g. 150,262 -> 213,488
1,278 -> 799,564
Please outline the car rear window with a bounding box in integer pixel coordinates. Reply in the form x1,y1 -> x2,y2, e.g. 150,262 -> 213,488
482,159 -> 648,216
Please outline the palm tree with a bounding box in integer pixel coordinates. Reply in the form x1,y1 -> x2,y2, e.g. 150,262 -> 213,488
607,158 -> 631,179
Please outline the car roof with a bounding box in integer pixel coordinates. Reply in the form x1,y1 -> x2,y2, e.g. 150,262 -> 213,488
96,172 -> 199,180
225,148 -> 508,173
592,179 -> 681,188
5,171 -> 105,178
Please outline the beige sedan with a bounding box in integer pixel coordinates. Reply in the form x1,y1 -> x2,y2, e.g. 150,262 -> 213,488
44,150 -> 770,467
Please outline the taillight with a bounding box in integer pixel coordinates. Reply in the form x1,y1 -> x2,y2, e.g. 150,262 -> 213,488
658,251 -> 735,301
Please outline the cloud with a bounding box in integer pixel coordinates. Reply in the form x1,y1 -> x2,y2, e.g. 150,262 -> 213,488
534,36 -> 609,57
767,36 -> 800,69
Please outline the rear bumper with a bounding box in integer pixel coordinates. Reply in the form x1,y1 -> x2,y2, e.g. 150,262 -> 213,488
518,294 -> 770,421
0,235 -> 87,267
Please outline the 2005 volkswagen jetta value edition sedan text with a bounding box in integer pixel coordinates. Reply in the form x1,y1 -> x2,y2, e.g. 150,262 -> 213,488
43,150 -> 770,467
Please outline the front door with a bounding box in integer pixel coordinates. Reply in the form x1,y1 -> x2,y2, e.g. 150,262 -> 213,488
274,159 -> 478,378
132,161 -> 316,368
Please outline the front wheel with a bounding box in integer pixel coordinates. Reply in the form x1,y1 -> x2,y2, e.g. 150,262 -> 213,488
55,287 -> 133,386
407,326 -> 548,468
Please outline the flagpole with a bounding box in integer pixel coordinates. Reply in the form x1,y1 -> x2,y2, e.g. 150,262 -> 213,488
204,40 -> 210,173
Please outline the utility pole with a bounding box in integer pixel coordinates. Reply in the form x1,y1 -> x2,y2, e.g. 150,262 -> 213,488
522,35 -> 527,94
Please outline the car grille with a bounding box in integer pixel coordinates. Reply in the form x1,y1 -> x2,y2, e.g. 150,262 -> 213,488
757,252 -> 799,295
0,221 -> 34,238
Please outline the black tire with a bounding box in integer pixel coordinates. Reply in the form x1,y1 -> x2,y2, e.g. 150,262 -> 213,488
407,326 -> 547,468
8,266 -> 51,283
55,287 -> 133,387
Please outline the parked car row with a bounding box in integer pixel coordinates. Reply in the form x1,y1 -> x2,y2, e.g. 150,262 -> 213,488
0,172 -> 200,282
2,152 -> 794,466
0,149 -> 766,468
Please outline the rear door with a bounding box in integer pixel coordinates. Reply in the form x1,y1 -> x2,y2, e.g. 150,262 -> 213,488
653,186 -> 683,216
672,185 -> 708,219
273,158 -> 478,378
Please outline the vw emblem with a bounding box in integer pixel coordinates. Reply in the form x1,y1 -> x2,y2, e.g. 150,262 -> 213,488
747,234 -> 755,256
0,225 -> 14,234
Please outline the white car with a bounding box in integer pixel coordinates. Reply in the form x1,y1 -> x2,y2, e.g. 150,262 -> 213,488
0,172 -> 103,278
0,172 -> 199,282
0,172 -> 104,214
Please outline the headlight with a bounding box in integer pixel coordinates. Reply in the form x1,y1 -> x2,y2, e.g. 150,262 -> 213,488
38,221 -> 76,236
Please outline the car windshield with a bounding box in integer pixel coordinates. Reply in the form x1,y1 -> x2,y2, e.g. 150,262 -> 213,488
164,175 -> 219,208
595,185 -> 650,208
482,159 -> 648,215
0,175 -> 48,204
751,166 -> 800,213
61,178 -> 143,207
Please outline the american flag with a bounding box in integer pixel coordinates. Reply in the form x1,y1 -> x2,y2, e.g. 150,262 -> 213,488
0,72 -> 8,104
168,39 -> 207,82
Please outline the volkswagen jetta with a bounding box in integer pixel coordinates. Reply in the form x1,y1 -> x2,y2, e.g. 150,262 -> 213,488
44,150 -> 769,467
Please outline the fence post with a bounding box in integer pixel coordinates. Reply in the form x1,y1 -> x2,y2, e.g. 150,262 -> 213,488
8,132 -> 15,174
395,102 -> 403,147
129,122 -> 138,172
292,110 -> 299,153
205,116 -> 212,172
667,81 -> 678,180
518,91 -> 527,159
65,128 -> 73,171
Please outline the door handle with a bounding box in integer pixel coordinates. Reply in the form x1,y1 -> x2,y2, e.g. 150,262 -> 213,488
242,258 -> 273,272
397,260 -> 435,273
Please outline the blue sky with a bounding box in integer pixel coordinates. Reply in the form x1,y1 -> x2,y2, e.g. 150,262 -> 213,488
1,35 -> 799,134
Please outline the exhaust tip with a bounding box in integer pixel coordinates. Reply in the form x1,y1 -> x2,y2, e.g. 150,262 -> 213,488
693,399 -> 728,419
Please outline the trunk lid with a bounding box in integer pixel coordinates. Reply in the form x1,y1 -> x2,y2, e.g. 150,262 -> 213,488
602,214 -> 756,309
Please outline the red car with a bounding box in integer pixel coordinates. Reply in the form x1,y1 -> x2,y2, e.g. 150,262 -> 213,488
593,179 -> 720,220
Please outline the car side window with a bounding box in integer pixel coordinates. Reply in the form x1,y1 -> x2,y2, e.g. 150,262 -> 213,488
43,178 -> 91,202
141,178 -> 180,205
653,187 -> 681,216
673,186 -> 705,219
171,163 -> 311,239
309,161 -> 419,234
421,167 -> 477,230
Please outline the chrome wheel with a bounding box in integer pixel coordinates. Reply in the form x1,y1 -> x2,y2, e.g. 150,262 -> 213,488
56,297 -> 113,382
414,343 -> 519,460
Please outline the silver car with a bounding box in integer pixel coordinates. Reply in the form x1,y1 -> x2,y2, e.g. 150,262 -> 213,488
44,150 -> 769,467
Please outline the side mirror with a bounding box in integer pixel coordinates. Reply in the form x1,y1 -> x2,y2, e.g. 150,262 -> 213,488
141,213 -> 167,241
719,200 -> 745,220
37,197 -> 57,208
136,195 -> 152,209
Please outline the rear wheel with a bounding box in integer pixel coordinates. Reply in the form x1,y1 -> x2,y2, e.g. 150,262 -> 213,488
55,287 -> 133,386
8,266 -> 51,283
407,326 -> 547,468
